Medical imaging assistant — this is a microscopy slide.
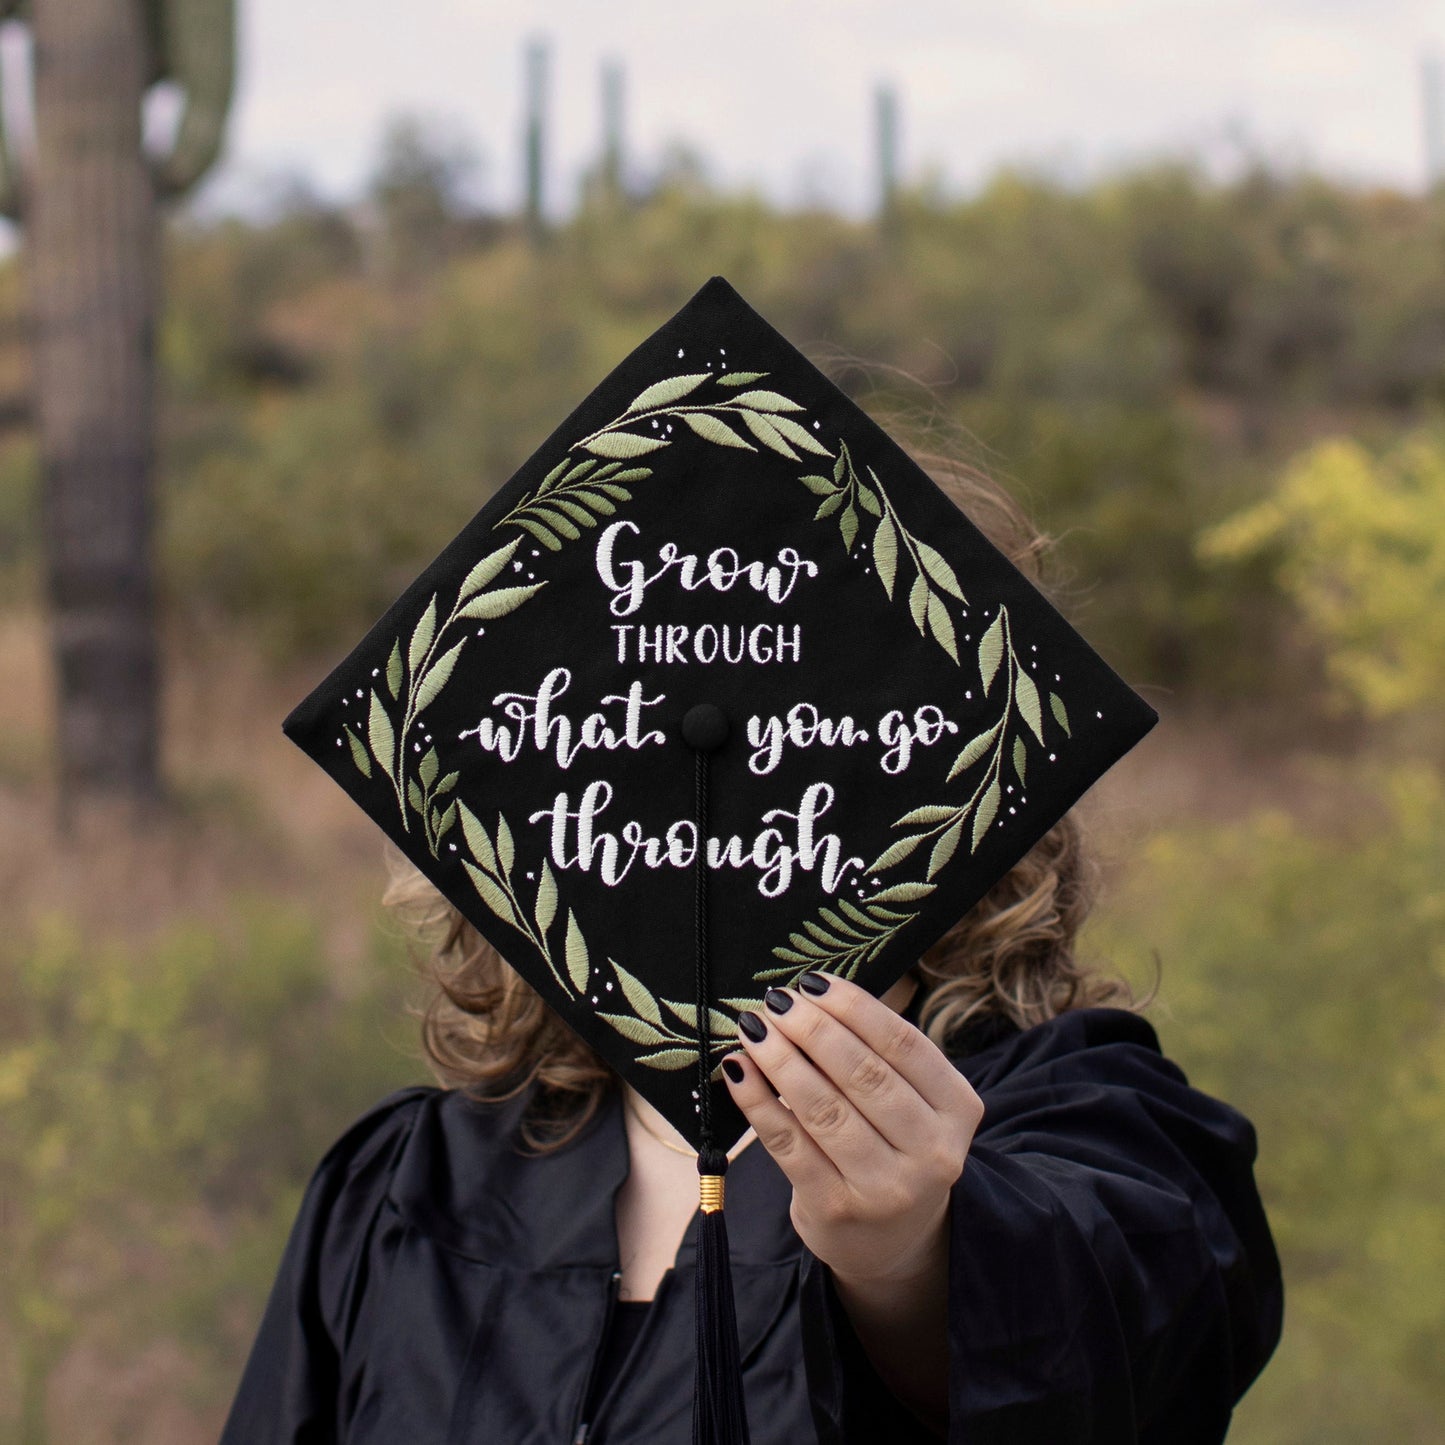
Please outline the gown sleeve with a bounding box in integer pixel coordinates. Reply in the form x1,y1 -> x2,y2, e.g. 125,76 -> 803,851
217,1086 -> 435,1445
798,1007 -> 1284,1445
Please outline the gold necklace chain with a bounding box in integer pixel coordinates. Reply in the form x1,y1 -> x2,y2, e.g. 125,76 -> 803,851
624,1093 -> 755,1161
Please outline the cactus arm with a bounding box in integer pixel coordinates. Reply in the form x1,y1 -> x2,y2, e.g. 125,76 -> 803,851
0,1 -> 31,221
149,0 -> 235,199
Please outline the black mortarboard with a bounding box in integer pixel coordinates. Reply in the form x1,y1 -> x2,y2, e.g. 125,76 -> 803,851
282,275 -> 1157,1442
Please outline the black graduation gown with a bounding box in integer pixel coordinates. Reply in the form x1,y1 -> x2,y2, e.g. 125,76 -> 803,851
217,1006 -> 1283,1444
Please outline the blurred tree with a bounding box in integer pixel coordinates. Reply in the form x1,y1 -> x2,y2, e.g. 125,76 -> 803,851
366,114 -> 481,281
1198,430 -> 1445,724
0,0 -> 234,818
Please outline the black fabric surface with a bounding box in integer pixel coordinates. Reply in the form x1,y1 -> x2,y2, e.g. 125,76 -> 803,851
582,1300 -> 655,1429
217,1006 -> 1282,1444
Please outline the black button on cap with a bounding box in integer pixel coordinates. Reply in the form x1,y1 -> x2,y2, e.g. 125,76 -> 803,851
681,703 -> 730,753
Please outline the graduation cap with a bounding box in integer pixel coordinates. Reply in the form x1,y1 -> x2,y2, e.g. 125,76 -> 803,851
282,275 -> 1157,1443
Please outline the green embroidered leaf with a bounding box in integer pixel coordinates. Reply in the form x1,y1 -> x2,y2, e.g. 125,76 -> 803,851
799,473 -> 835,495
716,370 -> 767,386
583,431 -> 668,459
739,409 -> 797,458
564,910 -> 589,992
819,907 -> 867,940
635,1048 -> 696,1071
459,582 -> 546,621
459,537 -> 522,601
833,449 -> 847,484
866,903 -> 913,922
549,497 -> 599,528
856,483 -> 882,517
661,1000 -> 736,1035
917,541 -> 966,601
1013,735 -> 1028,786
788,933 -> 830,958
434,800 -> 456,839
537,456 -> 571,493
419,747 -> 438,789
434,770 -> 459,795
802,921 -> 850,949
927,591 -> 959,663
623,372 -> 710,414
727,389 -> 804,413
873,512 -> 898,599
865,831 -> 926,874
563,457 -> 598,483
533,859 -> 558,938
592,461 -> 623,480
908,573 -> 929,634
682,411 -> 755,449
597,1012 -> 670,1047
612,960 -> 664,1027
385,640 -> 403,700
978,611 -> 1005,694
1015,667 -> 1046,744
495,813 -> 515,875
972,778 -> 1001,852
414,639 -> 465,714
343,724 -> 371,778
516,517 -> 562,550
570,488 -> 616,516
407,779 -> 424,814
868,882 -> 936,904
765,414 -> 831,456
367,690 -> 395,781
815,492 -> 844,520
947,722 -> 1000,781
408,596 -> 437,678
609,469 -> 652,482
533,505 -> 581,541
720,996 -> 761,1011
928,818 -> 964,879
895,804 -> 959,826
769,947 -> 817,967
839,504 -> 859,553
838,899 -> 879,930
462,861 -> 518,928
1050,691 -> 1071,737
457,800 -> 497,873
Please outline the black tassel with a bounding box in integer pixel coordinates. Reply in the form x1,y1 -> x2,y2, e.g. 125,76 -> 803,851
680,706 -> 751,1445
693,1148 -> 751,1445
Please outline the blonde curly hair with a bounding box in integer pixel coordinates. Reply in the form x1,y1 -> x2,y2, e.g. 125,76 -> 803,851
382,433 -> 1146,1152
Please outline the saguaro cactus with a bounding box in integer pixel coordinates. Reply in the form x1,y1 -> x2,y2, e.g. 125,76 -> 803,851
0,0 -> 235,816
523,37 -> 549,242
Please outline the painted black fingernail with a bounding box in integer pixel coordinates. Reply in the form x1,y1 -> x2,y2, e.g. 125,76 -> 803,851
721,1055 -> 745,1084
798,971 -> 830,996
738,1011 -> 767,1042
763,987 -> 794,1014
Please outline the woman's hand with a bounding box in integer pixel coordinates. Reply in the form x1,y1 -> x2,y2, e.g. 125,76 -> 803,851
722,970 -> 983,1283
721,970 -> 981,1432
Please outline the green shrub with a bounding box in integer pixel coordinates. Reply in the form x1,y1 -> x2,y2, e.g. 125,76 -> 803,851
1085,759 -> 1445,1441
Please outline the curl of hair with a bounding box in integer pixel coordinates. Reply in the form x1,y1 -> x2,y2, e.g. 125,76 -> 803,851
383,412 -> 1150,1154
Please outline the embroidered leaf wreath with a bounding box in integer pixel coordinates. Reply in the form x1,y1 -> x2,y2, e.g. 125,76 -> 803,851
339,364 -> 1077,1070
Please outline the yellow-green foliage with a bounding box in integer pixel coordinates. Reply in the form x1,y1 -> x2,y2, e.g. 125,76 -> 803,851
1086,760 -> 1445,1442
1199,432 -> 1445,719
109,152 -> 1445,698
0,904 -> 427,1443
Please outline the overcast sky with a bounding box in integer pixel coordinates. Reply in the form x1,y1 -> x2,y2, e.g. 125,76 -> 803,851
20,0 -> 1445,222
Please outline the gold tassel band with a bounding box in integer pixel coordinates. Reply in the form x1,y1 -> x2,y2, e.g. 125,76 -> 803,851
699,1173 -> 725,1213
